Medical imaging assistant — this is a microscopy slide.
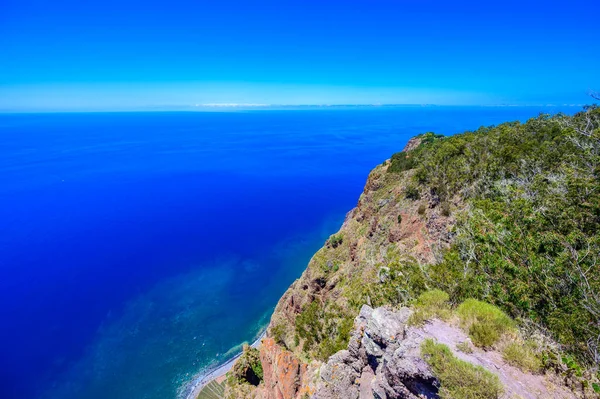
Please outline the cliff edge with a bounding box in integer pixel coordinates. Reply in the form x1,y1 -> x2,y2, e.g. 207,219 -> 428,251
200,106 -> 600,399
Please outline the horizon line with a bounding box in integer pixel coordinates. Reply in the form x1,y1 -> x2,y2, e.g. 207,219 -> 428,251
0,103 -> 587,114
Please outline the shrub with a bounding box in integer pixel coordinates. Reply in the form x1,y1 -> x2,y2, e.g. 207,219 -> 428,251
421,339 -> 503,399
408,290 -> 452,326
418,204 -> 426,215
441,201 -> 451,216
502,340 -> 542,373
397,107 -> 600,365
389,151 -> 416,173
457,299 -> 515,348
457,341 -> 474,354
419,132 -> 445,145
397,214 -> 402,224
295,300 -> 353,360
271,323 -> 286,347
405,185 -> 420,200
468,322 -> 502,348
329,233 -> 343,248
231,345 -> 263,386
346,259 -> 427,310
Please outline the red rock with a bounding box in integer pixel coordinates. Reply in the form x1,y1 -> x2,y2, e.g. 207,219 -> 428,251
259,338 -> 306,399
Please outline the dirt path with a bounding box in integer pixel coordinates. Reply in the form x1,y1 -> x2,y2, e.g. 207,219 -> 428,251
417,319 -> 574,399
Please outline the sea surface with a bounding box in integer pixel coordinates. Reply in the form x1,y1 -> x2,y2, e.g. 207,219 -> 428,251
0,106 -> 579,399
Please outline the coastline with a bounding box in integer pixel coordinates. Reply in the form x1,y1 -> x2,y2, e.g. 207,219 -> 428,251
183,330 -> 267,399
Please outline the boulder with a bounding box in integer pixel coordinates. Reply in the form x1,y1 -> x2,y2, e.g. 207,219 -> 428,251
314,306 -> 439,399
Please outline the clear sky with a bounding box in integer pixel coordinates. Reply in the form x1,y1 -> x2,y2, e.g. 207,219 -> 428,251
1,0 -> 599,111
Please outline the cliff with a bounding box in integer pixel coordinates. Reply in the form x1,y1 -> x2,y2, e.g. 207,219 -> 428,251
208,106 -> 600,399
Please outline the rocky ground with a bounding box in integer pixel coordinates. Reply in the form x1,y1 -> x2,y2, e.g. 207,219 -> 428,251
216,304 -> 576,399
314,305 -> 575,399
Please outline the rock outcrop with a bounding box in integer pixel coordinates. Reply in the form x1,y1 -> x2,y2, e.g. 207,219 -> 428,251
259,338 -> 309,399
315,305 -> 438,399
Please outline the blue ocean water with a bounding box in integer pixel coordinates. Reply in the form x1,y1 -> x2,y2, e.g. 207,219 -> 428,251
0,106 -> 579,399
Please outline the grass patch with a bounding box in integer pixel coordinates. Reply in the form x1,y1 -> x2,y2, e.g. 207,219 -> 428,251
456,341 -> 474,354
408,290 -> 452,326
421,339 -> 503,399
457,299 -> 515,348
502,340 -> 542,373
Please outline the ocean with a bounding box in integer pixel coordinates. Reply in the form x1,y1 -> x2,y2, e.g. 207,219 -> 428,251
0,106 -> 578,399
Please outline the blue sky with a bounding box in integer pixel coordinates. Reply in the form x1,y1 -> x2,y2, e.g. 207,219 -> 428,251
1,0 -> 599,110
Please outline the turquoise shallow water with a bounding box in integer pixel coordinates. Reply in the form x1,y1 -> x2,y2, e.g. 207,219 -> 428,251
0,106 -> 580,399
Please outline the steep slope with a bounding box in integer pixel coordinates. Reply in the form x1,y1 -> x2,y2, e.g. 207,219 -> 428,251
219,105 -> 600,399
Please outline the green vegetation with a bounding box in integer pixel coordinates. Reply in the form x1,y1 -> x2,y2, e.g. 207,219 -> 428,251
408,289 -> 452,326
456,341 -> 474,354
388,132 -> 444,173
271,323 -> 287,347
230,345 -> 263,386
397,214 -> 402,224
421,339 -> 503,399
457,299 -> 515,348
295,300 -> 354,360
389,151 -> 416,173
389,105 -> 600,365
329,233 -> 343,248
346,259 -> 427,310
404,185 -> 420,200
282,105 -> 598,385
502,340 -> 542,373
197,379 -> 225,399
440,201 -> 451,216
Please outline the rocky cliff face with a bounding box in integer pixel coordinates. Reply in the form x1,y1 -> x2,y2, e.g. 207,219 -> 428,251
223,139 -> 457,399
259,338 -> 309,399
266,139 -> 456,361
221,130 -> 590,399
227,302 -> 576,399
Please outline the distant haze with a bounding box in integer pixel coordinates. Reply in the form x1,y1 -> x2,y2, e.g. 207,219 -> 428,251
1,0 -> 599,111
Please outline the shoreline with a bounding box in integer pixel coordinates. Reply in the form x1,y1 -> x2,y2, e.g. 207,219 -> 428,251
183,330 -> 267,399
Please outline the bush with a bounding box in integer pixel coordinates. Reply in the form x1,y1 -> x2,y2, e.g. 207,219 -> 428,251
405,185 -> 420,200
417,204 -> 426,215
271,323 -> 286,347
231,345 -> 263,386
441,201 -> 451,216
408,290 -> 452,326
502,340 -> 542,373
469,322 -> 501,348
397,214 -> 402,224
421,339 -> 503,399
388,151 -> 416,173
346,259 -> 427,310
329,233 -> 343,248
457,341 -> 474,354
457,299 -> 515,348
295,300 -> 353,360
398,107 -> 600,365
